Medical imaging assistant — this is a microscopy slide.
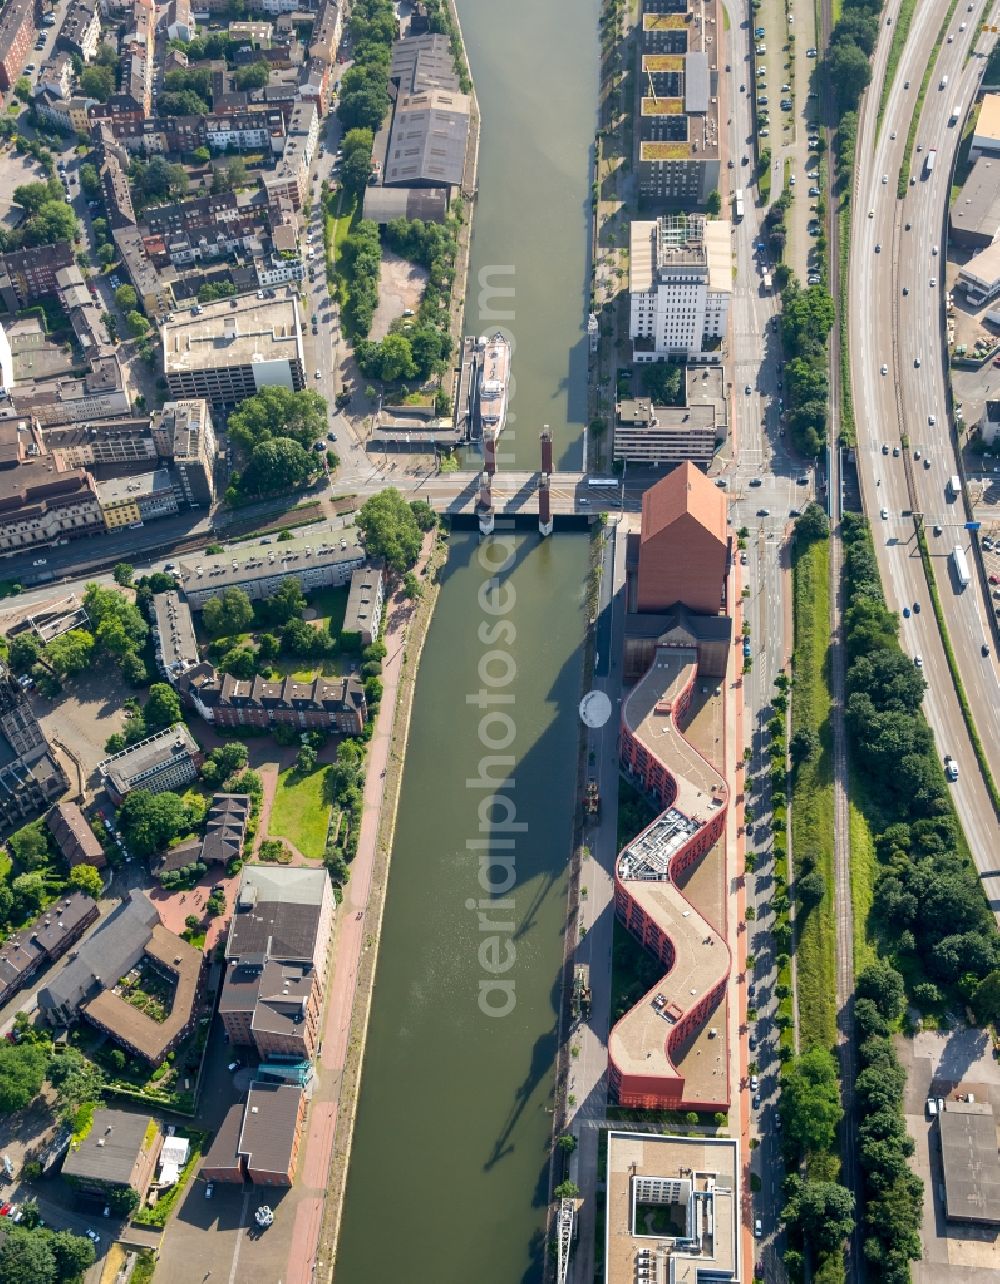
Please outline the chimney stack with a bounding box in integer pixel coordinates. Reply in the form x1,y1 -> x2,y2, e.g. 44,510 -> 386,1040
539,426 -> 553,537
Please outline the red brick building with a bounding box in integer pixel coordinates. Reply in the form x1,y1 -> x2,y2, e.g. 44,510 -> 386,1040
201,1082 -> 306,1186
633,461 -> 729,616
0,0 -> 36,92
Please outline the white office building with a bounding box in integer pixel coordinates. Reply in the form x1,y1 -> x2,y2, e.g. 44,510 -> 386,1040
629,215 -> 732,363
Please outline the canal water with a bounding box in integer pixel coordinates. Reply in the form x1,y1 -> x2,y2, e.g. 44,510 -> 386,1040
334,0 -> 599,1279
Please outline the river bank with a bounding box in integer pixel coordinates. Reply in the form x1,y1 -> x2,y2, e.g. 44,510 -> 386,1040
317,530 -> 449,1275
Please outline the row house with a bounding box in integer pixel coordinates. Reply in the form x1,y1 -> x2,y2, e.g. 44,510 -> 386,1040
56,0 -> 101,62
255,251 -> 304,286
0,893 -> 99,1008
206,109 -> 286,153
180,665 -> 367,734
298,57 -> 331,117
308,0 -> 341,64
0,242 -> 75,309
0,0 -> 35,93
34,90 -> 96,133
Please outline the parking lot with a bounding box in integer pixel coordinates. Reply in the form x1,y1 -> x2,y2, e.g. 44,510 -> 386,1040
898,1026 -> 1000,1282
0,148 -> 51,230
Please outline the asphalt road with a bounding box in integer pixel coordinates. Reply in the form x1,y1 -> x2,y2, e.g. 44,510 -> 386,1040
849,0 -> 1000,916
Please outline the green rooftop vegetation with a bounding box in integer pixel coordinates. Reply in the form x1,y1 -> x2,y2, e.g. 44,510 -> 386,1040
641,97 -> 684,115
641,141 -> 692,160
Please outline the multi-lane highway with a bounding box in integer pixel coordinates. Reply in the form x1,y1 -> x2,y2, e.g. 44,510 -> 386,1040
849,0 -> 1000,913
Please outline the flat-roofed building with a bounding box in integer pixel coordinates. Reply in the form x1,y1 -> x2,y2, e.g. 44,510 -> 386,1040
176,527 -> 365,607
605,1131 -> 740,1284
47,801 -> 106,870
162,292 -> 305,404
152,591 -> 199,684
939,1101 -> 1000,1225
637,0 -> 722,207
614,396 -> 717,467
383,89 -> 471,188
152,399 -> 216,506
44,420 -> 157,472
630,216 -> 731,362
971,93 -> 1000,160
62,1108 -> 162,1201
959,237 -> 1000,307
344,563 -> 384,646
99,724 -> 202,804
96,469 -> 179,531
202,1081 -> 305,1186
950,156 -> 1000,250
226,864 -> 334,980
0,892 -> 98,1007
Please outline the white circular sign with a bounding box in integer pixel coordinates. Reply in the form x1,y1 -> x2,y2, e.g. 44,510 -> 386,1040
579,689 -> 613,728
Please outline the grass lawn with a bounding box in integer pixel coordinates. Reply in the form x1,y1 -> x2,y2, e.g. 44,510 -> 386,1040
268,765 -> 331,860
877,0 -> 919,134
790,536 -> 836,1052
848,781 -> 878,975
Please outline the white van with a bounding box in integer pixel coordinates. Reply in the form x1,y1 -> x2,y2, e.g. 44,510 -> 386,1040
940,74 -> 949,89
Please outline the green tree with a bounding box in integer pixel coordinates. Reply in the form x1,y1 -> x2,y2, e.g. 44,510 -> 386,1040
49,1230 -> 96,1279
201,741 -> 249,788
341,126 -> 374,189
553,1180 -> 580,1199
67,863 -> 104,899
80,164 -> 101,198
44,629 -> 94,679
108,1186 -> 140,1216
144,682 -> 183,731
13,76 -> 31,103
556,1134 -> 577,1154
113,561 -> 135,586
829,40 -> 872,110
240,438 -> 314,495
97,243 -> 116,267
295,744 -> 317,774
856,959 -> 905,1023
126,310 -> 150,338
795,503 -> 829,543
8,819 -> 51,871
357,488 -> 423,574
0,1043 -> 48,1113
783,1176 -> 855,1258
234,60 -> 270,90
0,1227 -> 57,1284
12,871 -> 47,916
220,645 -> 257,679
227,387 -> 327,452
202,587 -> 254,636
705,188 -> 722,215
640,361 -> 683,405
113,286 -> 138,313
780,1047 -> 843,1155
80,63 -> 115,101
8,631 -> 41,675
118,790 -> 194,859
973,969 -> 1000,1024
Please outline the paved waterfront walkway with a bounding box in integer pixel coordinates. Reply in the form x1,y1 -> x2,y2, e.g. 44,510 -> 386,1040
283,533 -> 434,1284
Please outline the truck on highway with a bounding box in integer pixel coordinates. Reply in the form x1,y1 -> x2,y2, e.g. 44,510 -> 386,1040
950,103 -> 962,125
948,474 -> 961,500
734,189 -> 745,221
761,270 -> 773,293
925,148 -> 937,177
952,545 -> 971,589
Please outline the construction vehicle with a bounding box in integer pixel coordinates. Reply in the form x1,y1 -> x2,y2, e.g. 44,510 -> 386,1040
572,965 -> 592,1022
583,778 -> 601,822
